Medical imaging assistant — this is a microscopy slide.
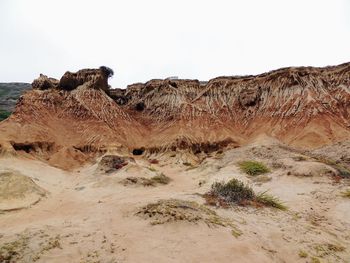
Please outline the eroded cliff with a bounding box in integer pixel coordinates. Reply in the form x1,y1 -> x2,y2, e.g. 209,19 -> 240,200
0,63 -> 349,161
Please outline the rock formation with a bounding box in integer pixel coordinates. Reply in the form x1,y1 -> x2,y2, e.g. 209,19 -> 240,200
0,63 -> 349,163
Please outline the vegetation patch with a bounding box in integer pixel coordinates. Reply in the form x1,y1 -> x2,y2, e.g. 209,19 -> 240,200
238,160 -> 269,176
0,234 -> 29,262
150,173 -> 171,185
0,231 -> 62,263
314,243 -> 346,258
256,191 -> 287,210
136,199 -> 241,236
298,250 -> 308,258
341,189 -> 350,198
0,110 -> 11,121
32,235 -> 62,261
204,178 -> 286,210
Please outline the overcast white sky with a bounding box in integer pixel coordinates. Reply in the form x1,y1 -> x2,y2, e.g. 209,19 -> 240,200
0,0 -> 349,88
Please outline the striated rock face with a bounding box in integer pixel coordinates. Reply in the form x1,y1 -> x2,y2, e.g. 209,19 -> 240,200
112,64 -> 350,124
1,63 -> 350,160
110,63 -> 350,148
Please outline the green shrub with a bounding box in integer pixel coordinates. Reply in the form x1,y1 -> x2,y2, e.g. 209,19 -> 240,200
239,161 -> 269,176
205,178 -> 286,210
210,179 -> 255,204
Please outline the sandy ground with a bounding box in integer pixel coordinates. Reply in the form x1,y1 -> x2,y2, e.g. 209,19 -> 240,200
0,143 -> 350,263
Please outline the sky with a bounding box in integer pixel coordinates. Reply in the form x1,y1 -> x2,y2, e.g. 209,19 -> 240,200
0,0 -> 349,88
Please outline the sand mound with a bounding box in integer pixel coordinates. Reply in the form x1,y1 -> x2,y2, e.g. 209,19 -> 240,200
0,171 -> 47,211
289,161 -> 338,177
48,147 -> 90,170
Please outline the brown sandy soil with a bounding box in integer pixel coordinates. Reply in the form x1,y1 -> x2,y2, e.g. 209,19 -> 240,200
1,141 -> 350,263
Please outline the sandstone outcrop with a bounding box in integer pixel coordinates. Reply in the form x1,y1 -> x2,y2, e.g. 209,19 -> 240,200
32,74 -> 59,90
32,66 -> 113,91
0,63 -> 349,163
59,67 -> 111,91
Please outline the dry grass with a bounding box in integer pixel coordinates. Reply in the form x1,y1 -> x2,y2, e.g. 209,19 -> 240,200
136,199 -> 241,236
0,231 -> 63,263
150,173 -> 171,185
314,243 -> 346,258
0,234 -> 29,262
256,191 -> 287,210
121,173 -> 171,187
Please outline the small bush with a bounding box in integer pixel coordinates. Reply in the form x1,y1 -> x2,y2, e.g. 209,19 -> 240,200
239,161 -> 269,176
205,178 -> 286,210
210,179 -> 255,204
